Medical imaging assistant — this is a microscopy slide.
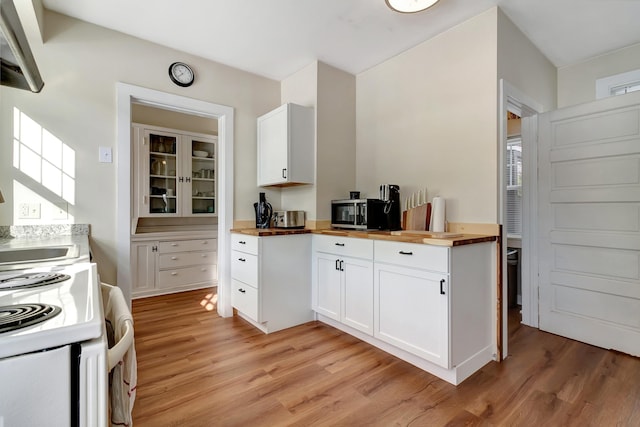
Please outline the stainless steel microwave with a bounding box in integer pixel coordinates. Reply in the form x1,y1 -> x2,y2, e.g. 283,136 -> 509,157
331,199 -> 386,230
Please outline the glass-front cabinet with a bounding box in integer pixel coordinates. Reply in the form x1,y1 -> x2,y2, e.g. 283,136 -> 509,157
134,124 -> 217,218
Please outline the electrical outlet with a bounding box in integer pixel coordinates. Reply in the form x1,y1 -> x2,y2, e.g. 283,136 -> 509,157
18,203 -> 41,219
19,203 -> 30,219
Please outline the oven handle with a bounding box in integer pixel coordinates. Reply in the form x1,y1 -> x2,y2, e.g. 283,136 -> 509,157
101,283 -> 135,372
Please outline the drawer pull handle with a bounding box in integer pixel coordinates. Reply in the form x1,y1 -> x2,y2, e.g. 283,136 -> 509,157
171,256 -> 178,260
239,241 -> 246,245
335,259 -> 340,270
202,240 -> 208,244
399,251 -> 413,255
340,260 -> 344,272
335,243 -> 345,247
440,279 -> 446,295
201,254 -> 207,258
171,272 -> 177,276
239,288 -> 246,293
238,258 -> 246,262
201,268 -> 207,272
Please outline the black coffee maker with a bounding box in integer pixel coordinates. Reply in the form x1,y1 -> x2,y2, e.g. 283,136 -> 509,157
254,192 -> 273,229
379,184 -> 401,231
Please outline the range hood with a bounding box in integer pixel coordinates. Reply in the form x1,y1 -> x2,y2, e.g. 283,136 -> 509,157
0,0 -> 44,93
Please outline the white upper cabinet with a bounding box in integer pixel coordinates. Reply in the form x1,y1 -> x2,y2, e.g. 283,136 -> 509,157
133,124 -> 217,218
257,103 -> 314,187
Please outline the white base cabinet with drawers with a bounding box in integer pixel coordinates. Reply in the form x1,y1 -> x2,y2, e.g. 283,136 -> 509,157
131,233 -> 217,298
231,233 -> 313,334
312,235 -> 495,385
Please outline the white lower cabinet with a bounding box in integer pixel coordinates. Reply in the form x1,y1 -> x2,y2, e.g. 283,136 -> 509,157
312,234 -> 495,385
312,235 -> 374,335
231,233 -> 313,334
131,233 -> 217,298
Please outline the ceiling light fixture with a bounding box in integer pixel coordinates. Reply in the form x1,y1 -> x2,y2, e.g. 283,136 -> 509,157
386,0 -> 440,13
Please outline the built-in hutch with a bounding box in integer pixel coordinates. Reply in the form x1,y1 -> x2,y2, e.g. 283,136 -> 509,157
131,123 -> 218,298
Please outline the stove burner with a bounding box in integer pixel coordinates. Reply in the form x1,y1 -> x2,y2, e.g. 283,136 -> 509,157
0,273 -> 71,290
0,303 -> 62,333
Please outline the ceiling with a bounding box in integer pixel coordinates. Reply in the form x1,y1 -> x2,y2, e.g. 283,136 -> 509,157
41,0 -> 640,81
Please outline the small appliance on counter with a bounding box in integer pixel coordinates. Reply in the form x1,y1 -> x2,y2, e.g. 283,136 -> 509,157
273,210 -> 305,229
331,198 -> 386,230
380,184 -> 402,231
254,192 -> 273,229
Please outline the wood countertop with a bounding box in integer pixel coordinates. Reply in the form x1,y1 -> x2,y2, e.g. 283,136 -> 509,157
231,228 -> 497,247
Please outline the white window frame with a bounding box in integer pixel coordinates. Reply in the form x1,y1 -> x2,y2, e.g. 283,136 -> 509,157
596,69 -> 640,99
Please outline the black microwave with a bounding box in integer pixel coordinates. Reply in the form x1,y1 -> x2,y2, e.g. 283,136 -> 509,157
331,199 -> 386,230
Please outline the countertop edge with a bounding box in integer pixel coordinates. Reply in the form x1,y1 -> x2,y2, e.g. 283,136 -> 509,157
231,228 -> 497,246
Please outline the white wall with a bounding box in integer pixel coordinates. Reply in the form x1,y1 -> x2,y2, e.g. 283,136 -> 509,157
0,10 -> 280,284
356,8 -> 499,223
497,9 -> 557,112
558,43 -> 640,108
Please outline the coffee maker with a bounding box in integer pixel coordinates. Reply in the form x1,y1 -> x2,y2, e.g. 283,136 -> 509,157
254,192 -> 273,229
380,184 -> 401,231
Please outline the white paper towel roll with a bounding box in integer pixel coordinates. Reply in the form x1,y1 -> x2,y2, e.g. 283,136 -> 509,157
431,197 -> 446,232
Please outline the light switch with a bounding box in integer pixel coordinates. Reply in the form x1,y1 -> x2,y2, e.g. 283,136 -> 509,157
99,146 -> 113,163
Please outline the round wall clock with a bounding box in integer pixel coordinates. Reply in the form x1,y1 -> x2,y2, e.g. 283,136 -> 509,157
168,62 -> 194,87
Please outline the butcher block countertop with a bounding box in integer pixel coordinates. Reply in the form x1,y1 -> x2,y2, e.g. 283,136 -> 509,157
231,228 -> 497,247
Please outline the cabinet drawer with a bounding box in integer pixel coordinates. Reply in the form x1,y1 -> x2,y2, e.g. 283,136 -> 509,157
374,240 -> 449,273
157,264 -> 217,289
231,234 -> 258,255
314,235 -> 373,259
158,239 -> 216,254
231,279 -> 258,321
231,250 -> 258,287
158,251 -> 216,269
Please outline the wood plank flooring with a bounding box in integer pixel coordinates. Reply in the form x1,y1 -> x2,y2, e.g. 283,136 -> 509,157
131,288 -> 640,426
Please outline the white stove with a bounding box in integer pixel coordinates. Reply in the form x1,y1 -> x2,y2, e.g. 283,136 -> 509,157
0,263 -> 104,358
0,262 -> 108,427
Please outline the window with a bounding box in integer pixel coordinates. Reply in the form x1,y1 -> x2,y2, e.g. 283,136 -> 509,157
506,136 -> 522,237
596,69 -> 640,99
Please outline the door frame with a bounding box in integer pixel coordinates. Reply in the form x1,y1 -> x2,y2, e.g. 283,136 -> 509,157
498,80 -> 543,357
116,83 -> 234,317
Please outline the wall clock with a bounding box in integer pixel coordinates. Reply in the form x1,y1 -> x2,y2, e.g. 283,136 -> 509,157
168,62 -> 194,87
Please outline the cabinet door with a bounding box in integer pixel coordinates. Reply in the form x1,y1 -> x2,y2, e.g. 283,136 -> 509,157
342,257 -> 374,335
374,263 -> 449,368
257,105 -> 288,186
184,135 -> 217,216
131,241 -> 156,295
313,252 -> 341,321
143,129 -> 181,216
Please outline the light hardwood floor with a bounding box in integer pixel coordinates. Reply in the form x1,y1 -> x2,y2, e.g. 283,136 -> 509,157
131,288 -> 640,426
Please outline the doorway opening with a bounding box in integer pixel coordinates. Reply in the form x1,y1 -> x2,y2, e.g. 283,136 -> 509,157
115,83 -> 234,317
499,80 -> 542,359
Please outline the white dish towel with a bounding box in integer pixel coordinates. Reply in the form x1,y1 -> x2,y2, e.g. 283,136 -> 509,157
101,283 -> 137,427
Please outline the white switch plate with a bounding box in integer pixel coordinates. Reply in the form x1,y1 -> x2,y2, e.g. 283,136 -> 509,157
99,146 -> 112,163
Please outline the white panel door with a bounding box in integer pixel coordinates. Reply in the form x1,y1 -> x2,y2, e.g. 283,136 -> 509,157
538,91 -> 640,356
342,257 -> 374,335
